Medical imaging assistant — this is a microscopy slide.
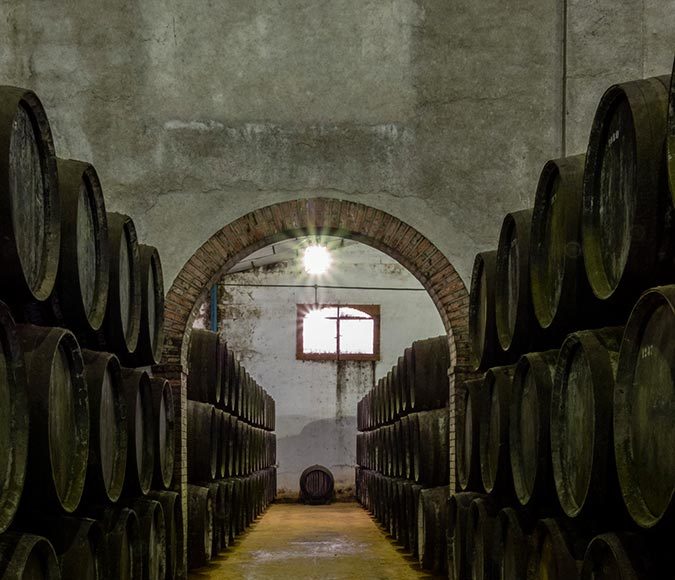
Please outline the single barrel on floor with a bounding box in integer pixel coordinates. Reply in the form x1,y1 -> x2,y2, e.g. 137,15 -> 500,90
300,465 -> 334,504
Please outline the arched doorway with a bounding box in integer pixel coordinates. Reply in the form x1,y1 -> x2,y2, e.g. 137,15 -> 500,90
156,198 -> 472,573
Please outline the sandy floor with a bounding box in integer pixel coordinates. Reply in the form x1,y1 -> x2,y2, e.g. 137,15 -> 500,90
188,502 -> 438,579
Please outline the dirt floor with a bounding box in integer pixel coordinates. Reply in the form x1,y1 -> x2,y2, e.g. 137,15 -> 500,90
188,502 -> 439,579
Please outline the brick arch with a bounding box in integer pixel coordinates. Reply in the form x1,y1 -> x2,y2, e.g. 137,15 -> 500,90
162,198 -> 470,370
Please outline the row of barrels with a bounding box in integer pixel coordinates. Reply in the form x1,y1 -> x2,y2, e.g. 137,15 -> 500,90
355,469 -> 449,576
356,409 -> 449,487
187,400 -> 277,482
187,468 -> 276,570
449,492 -> 674,579
188,329 -> 275,430
0,491 -> 181,579
0,301 -> 175,536
470,66 -> 675,371
459,284 -> 675,531
0,85 -> 165,367
356,336 -> 449,430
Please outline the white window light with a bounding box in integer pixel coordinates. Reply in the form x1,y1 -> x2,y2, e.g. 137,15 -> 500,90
303,244 -> 332,275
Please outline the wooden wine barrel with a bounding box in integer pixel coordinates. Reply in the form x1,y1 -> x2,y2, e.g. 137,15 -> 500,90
128,245 -> 164,366
215,480 -> 233,550
126,499 -> 166,580
150,377 -> 175,490
121,369 -> 154,496
0,532 -> 60,579
581,532 -> 672,579
391,365 -> 402,420
582,75 -> 674,306
551,327 -> 624,522
96,507 -> 142,580
215,410 -> 228,479
495,209 -> 540,357
457,379 -> 484,492
187,329 -> 224,405
223,349 -> 236,413
187,484 -> 213,569
397,354 -> 409,416
101,213 -> 141,357
466,497 -> 499,580
509,349 -> 558,509
48,159 -> 110,334
531,155 -> 596,338
410,409 -> 448,487
147,490 -> 180,580
479,365 -> 516,498
300,465 -> 334,504
404,482 -> 422,558
0,86 -> 60,304
417,486 -> 448,574
614,285 -> 675,528
407,336 -> 450,411
82,350 -> 127,503
493,508 -> 534,580
17,324 -> 89,513
206,481 -> 225,556
240,369 -> 250,423
33,516 -> 104,580
187,401 -> 217,482
0,302 -> 29,533
448,492 -> 484,580
469,251 -> 503,371
527,519 -> 584,580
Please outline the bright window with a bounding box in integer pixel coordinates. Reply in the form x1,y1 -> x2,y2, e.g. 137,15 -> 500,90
296,304 -> 380,361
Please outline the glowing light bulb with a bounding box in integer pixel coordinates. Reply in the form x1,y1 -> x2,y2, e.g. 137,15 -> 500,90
303,245 -> 332,275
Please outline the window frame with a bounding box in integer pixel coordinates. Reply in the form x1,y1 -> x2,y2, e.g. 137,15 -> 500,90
296,303 -> 381,362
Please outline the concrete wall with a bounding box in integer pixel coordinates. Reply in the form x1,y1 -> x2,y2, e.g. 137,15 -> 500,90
2,1 -> 672,295
197,243 -> 445,494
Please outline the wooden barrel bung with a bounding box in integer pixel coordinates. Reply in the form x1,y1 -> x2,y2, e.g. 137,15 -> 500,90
0,86 -> 60,303
479,364 -> 516,497
128,245 -> 164,366
127,498 -> 166,580
614,285 -> 675,528
0,301 -> 29,533
18,324 -> 89,513
187,400 -> 218,482
527,519 -> 584,580
469,251 -> 501,371
457,378 -> 484,492
147,490 -> 180,580
52,158 -> 109,333
103,213 -> 141,357
187,329 -> 223,405
509,350 -> 558,508
551,327 -> 624,522
150,377 -> 175,490
582,75 -> 674,305
300,465 -> 334,504
531,155 -> 593,337
0,533 -> 60,579
187,484 -> 213,569
495,208 -> 539,356
121,369 -> 155,496
82,350 -> 127,503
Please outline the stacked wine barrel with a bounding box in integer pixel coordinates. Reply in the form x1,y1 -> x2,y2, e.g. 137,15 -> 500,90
355,335 -> 451,575
0,85 -> 178,579
456,64 -> 675,579
186,329 -> 277,570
